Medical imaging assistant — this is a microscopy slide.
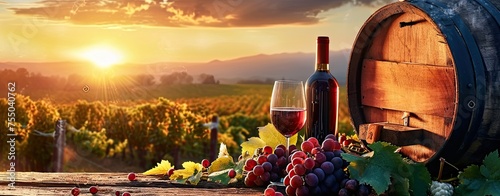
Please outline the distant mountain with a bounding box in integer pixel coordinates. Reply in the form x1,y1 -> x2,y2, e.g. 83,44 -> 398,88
0,49 -> 351,84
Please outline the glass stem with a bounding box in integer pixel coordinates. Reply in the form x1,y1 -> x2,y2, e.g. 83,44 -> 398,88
286,137 -> 290,158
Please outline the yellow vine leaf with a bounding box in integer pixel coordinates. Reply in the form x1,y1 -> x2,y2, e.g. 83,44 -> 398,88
208,156 -> 235,174
259,123 -> 298,149
170,161 -> 203,181
143,160 -> 173,176
218,143 -> 230,158
241,137 -> 266,158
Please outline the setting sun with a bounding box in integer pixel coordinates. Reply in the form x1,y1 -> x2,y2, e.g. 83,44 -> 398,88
82,47 -> 123,68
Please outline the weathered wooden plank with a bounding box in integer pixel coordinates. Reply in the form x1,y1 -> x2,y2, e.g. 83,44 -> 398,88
366,10 -> 453,66
361,59 -> 456,118
0,172 -> 263,195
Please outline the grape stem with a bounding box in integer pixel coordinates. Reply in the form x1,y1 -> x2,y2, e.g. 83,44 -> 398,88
437,157 -> 459,181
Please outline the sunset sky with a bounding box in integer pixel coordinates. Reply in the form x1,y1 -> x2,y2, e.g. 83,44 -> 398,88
0,0 -> 391,64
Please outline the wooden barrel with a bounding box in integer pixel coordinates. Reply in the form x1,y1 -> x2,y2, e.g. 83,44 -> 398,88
347,0 -> 500,174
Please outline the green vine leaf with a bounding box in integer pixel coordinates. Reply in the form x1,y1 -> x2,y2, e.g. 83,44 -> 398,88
456,150 -> 500,195
342,142 -> 430,195
208,168 -> 236,185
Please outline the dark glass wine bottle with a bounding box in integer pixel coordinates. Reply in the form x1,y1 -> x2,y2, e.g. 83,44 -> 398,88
305,36 -> 339,143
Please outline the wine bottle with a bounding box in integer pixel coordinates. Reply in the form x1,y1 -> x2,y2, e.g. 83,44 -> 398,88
305,36 -> 339,143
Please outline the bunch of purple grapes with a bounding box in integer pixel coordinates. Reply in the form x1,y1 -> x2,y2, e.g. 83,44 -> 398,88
282,134 -> 350,195
243,145 -> 291,187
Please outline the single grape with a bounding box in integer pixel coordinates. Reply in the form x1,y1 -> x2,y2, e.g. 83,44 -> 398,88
284,175 -> 291,186
292,157 -> 304,166
311,147 -> 323,155
324,174 -> 336,187
345,179 -> 359,192
258,155 -> 268,165
247,171 -> 257,181
313,168 -> 325,181
272,165 -> 281,173
286,163 -> 294,173
358,184 -> 371,196
321,138 -> 336,151
331,157 -> 343,169
122,192 -> 131,196
296,186 -> 309,196
333,149 -> 343,158
267,153 -> 278,164
342,139 -> 352,147
228,169 -> 236,178
321,161 -> 335,174
253,165 -> 265,176
307,137 -> 320,147
293,164 -> 306,176
334,169 -> 346,181
264,187 -> 276,196
71,187 -> 80,196
314,152 -> 327,164
289,145 -> 297,152
338,188 -> 349,196
276,144 -> 286,151
332,141 -> 341,150
305,173 -> 319,187
167,168 -> 175,177
127,172 -> 136,181
267,184 -> 278,190
340,178 -> 349,187
245,177 -> 256,187
270,172 -> 280,182
288,169 -> 296,178
115,190 -> 120,196
201,159 -> 210,168
285,185 -> 296,196
274,147 -> 285,158
263,145 -> 273,155
260,172 -> 271,182
303,158 -> 315,170
277,156 -> 287,167
262,162 -> 273,172
325,134 -> 337,141
254,177 -> 265,186
290,175 -> 303,188
301,141 -> 314,153
89,186 -> 98,194
291,151 -> 307,160
324,151 -> 335,161
245,159 -> 258,170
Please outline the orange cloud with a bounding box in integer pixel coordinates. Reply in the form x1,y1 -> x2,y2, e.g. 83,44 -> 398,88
9,0 -> 393,27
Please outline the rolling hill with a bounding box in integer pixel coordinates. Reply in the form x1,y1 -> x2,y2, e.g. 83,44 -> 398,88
0,49 -> 351,84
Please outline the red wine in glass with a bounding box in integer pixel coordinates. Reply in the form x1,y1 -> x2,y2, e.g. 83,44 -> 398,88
271,107 -> 306,137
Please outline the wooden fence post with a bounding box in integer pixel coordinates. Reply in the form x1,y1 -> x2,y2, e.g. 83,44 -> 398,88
52,119 -> 66,172
209,116 -> 218,162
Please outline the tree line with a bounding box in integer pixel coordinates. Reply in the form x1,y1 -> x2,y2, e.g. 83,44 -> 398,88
0,68 -> 219,93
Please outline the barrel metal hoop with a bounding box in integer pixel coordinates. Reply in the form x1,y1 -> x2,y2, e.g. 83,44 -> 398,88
411,0 -> 486,162
475,0 -> 500,25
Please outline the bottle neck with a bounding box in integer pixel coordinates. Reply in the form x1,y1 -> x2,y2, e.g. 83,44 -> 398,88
316,36 -> 330,72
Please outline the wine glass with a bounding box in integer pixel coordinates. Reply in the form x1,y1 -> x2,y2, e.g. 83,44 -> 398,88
270,80 -> 307,157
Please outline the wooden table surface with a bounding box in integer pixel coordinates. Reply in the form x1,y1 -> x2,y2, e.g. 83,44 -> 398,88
0,172 -> 263,195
